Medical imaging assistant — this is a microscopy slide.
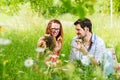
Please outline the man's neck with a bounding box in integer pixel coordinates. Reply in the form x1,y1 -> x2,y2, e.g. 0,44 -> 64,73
83,32 -> 92,43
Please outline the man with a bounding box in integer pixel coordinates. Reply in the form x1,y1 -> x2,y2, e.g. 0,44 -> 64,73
69,18 -> 114,76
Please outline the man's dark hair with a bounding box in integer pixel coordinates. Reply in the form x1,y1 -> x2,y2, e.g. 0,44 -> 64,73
74,18 -> 92,33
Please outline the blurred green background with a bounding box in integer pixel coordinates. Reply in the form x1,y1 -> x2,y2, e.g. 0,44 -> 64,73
0,0 -> 120,80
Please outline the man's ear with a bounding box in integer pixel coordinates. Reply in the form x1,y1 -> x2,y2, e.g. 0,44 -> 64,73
84,27 -> 89,32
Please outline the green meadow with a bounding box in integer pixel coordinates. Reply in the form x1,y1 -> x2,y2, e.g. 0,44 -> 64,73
0,5 -> 120,80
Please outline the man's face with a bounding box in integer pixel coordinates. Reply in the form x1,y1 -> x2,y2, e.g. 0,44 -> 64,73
75,24 -> 86,38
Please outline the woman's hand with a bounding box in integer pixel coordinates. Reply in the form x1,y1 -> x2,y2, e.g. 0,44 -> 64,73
37,40 -> 46,48
54,41 -> 62,55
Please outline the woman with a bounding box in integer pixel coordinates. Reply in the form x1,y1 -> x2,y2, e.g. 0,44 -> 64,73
37,19 -> 63,55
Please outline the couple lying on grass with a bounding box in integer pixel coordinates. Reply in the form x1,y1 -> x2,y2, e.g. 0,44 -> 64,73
36,18 -> 119,77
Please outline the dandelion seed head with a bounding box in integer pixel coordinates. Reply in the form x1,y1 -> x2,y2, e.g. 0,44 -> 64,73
24,58 -> 34,67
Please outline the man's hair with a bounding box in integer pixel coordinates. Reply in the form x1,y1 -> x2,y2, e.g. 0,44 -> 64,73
74,18 -> 92,33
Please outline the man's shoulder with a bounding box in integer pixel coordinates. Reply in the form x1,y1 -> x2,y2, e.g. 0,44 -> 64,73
93,34 -> 104,44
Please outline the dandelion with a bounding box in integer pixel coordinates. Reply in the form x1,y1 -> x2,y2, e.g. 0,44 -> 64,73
0,38 -> 11,45
43,35 -> 56,51
35,47 -> 45,53
24,58 -> 34,67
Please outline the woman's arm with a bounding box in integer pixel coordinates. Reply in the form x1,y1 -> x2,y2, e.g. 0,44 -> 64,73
54,41 -> 62,55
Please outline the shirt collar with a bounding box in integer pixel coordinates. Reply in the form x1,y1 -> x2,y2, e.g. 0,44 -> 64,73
91,33 -> 96,43
75,33 -> 96,43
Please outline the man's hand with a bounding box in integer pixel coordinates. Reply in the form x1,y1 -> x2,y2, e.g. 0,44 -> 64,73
76,39 -> 88,55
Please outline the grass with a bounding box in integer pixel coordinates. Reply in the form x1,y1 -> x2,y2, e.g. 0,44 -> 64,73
0,6 -> 120,79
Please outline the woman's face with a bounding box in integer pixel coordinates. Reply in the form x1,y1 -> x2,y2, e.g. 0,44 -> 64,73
50,23 -> 60,37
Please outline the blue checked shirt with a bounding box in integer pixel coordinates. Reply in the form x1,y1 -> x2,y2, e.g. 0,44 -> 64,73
69,33 -> 114,76
70,34 -> 105,63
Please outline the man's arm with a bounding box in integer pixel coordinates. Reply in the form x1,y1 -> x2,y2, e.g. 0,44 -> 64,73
76,39 -> 105,66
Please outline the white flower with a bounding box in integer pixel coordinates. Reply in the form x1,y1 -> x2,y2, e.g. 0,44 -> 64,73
35,47 -> 45,53
24,58 -> 34,67
0,38 -> 11,45
81,55 -> 90,66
